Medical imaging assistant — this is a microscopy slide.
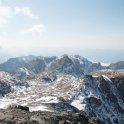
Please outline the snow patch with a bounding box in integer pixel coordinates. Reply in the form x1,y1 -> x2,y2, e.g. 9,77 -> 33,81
34,96 -> 58,103
101,63 -> 109,66
30,105 -> 52,112
71,96 -> 86,110
102,75 -> 112,82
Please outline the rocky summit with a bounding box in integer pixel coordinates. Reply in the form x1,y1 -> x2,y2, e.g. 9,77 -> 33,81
0,55 -> 124,124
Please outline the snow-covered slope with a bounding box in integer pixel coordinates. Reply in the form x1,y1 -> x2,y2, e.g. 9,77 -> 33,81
15,67 -> 35,80
0,55 -> 124,124
71,74 -> 124,124
0,55 -> 57,76
44,55 -> 103,77
0,74 -> 82,111
0,55 -> 124,78
0,71 -> 28,96
0,70 -> 124,123
0,55 -> 103,78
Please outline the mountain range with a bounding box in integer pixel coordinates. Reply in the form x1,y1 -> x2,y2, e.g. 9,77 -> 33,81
0,55 -> 124,124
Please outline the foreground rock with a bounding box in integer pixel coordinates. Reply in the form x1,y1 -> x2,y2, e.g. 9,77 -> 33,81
0,105 -> 105,124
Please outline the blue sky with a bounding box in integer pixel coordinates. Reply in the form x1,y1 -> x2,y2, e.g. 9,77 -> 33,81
0,0 -> 124,56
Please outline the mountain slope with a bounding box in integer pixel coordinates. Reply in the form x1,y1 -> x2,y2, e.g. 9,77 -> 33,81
71,74 -> 124,124
109,61 -> 124,69
0,71 -> 28,96
0,55 -> 56,76
0,69 -> 124,123
0,55 -> 103,78
0,55 -> 124,124
45,55 -> 103,77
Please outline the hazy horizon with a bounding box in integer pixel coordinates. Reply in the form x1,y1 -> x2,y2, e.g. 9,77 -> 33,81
0,48 -> 124,64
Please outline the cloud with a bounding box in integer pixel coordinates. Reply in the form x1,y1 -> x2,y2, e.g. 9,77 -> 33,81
0,6 -> 13,17
0,6 -> 13,26
14,7 -> 38,19
24,24 -> 46,36
0,5 -> 38,27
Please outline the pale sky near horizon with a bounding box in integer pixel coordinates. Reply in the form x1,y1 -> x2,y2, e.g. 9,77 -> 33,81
0,0 -> 124,54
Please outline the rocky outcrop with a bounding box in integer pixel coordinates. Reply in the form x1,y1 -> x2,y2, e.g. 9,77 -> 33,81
91,69 -> 124,98
0,105 -> 105,124
111,77 -> 124,98
0,80 -> 11,96
46,102 -> 79,112
71,70 -> 124,124
0,71 -> 29,96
